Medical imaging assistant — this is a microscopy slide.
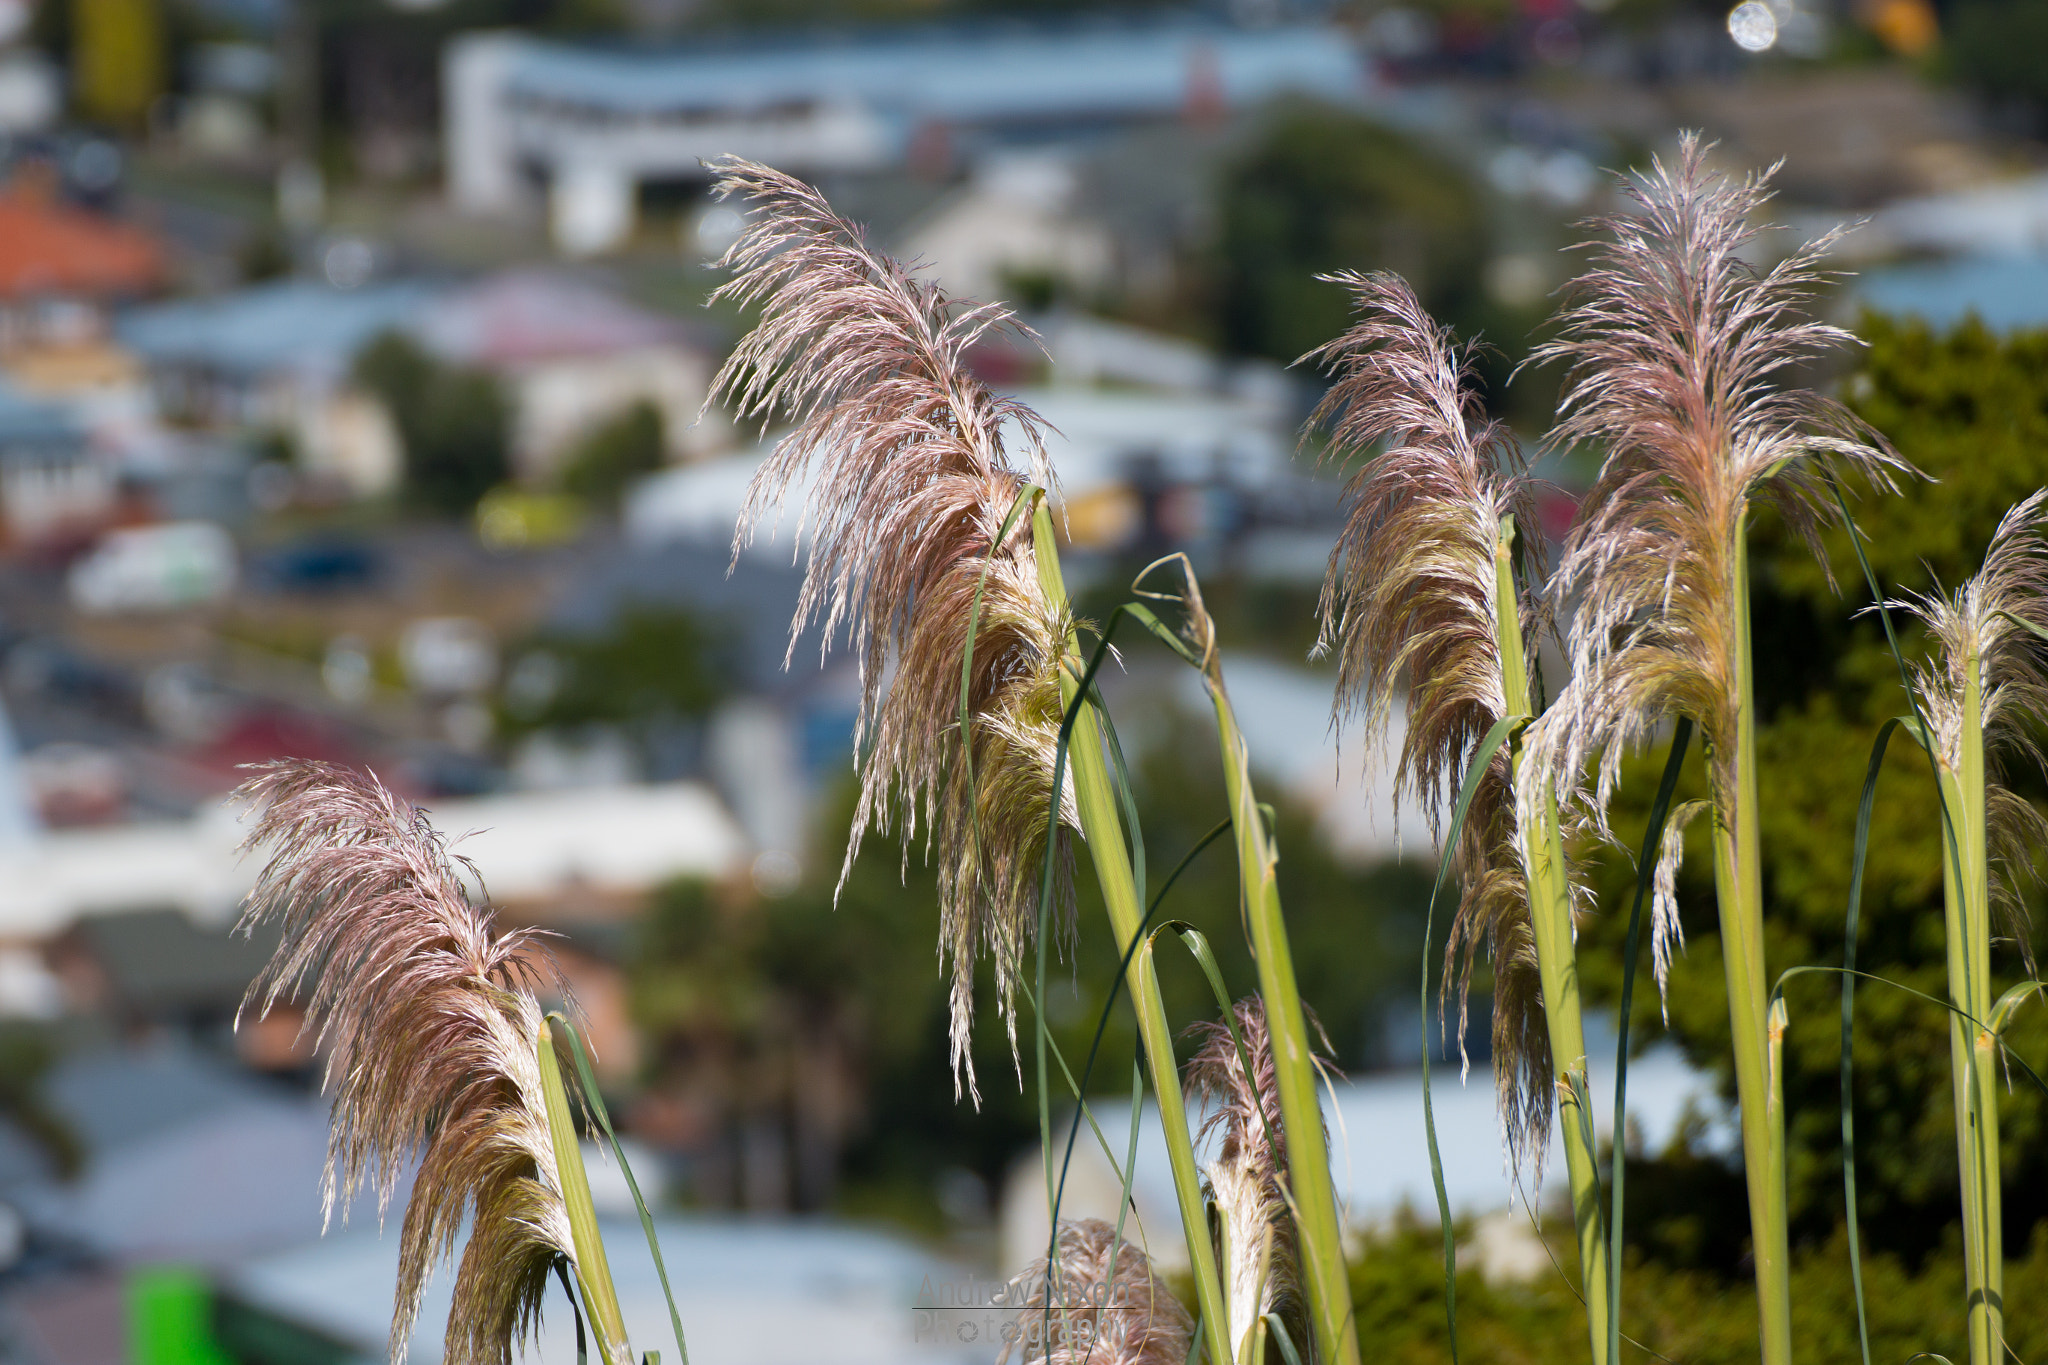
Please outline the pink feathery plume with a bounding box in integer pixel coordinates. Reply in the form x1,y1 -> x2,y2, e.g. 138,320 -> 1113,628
1183,998 -> 1334,1362
1528,134 -> 1908,994
1004,1219 -> 1194,1365
1303,270 -> 1554,1185
232,760 -> 580,1365
1888,492 -> 2048,961
705,156 -> 1076,1104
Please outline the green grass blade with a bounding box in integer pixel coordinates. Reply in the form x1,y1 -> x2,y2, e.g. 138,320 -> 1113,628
1049,821 -> 1232,1243
1826,476 -> 1970,911
1159,922 -> 1235,1023
1111,1058 -> 1146,1282
1840,717 -> 1904,1365
1421,711 -> 1528,1365
537,1019 -> 627,1365
1095,692 -> 1148,916
1782,966 -> 2048,1103
1022,979 -> 1152,1232
1263,1314 -> 1307,1365
1990,981 -> 2047,1036
553,1017 -> 690,1365
1149,918 -> 1295,1205
1026,561 -> 1231,1365
1033,608 -> 1126,1246
1120,600 -> 1203,668
1993,608 -> 2048,646
555,1260 -> 588,1365
1826,476 -> 2002,1363
1609,718 -> 1696,1365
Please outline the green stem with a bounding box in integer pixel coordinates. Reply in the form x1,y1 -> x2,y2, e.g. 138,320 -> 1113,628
1942,649 -> 2002,1365
538,1018 -> 630,1365
1492,525 -> 1610,1365
1203,665 -> 1360,1365
1711,517 -> 1792,1365
1030,507 -> 1232,1365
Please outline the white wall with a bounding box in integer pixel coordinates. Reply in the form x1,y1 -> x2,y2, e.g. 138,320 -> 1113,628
0,781 -> 747,938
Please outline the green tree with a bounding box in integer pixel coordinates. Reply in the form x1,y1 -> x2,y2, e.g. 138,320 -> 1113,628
501,604 -> 732,756
1345,1216 -> 2048,1365
1575,309 -> 2048,1269
1214,102 -> 1490,370
0,1023 -> 80,1180
352,331 -> 509,517
560,402 -> 665,512
625,694 -> 1428,1222
1947,0 -> 2048,129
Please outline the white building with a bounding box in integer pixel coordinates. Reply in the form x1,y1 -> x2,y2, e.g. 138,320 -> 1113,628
445,21 -> 1369,255
0,781 -> 747,939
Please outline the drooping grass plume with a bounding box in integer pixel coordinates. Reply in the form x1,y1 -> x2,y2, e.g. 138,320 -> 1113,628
1893,490 -> 2048,920
230,759 -> 592,1365
1529,133 -> 1908,1365
1303,269 -> 1550,1179
705,155 -> 1074,1102
709,155 -> 1232,1365
1305,270 -> 1530,831
1530,134 -> 1907,846
1005,1219 -> 1195,1365
1885,491 -> 2048,1365
1184,999 -> 1326,1364
1306,270 -> 1619,1365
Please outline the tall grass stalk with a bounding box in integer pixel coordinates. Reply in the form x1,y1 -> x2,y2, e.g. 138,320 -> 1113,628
1029,507 -> 1235,1365
537,1019 -> 631,1363
1719,510 -> 1789,1365
1144,559 -> 1359,1365
1885,492 -> 2048,1365
1206,671 -> 1359,1365
707,157 -> 1231,1364
1492,526 -> 1610,1365
1305,274 -> 1604,1362
1941,695 -> 2003,1365
1532,135 -> 1904,1365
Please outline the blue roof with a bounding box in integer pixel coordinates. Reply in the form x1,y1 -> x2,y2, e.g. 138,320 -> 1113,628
0,379 -> 83,452
1854,255 -> 2048,332
498,21 -> 1365,123
117,278 -> 443,380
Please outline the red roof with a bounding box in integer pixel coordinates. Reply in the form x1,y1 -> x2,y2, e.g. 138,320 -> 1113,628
418,270 -> 700,366
0,182 -> 163,301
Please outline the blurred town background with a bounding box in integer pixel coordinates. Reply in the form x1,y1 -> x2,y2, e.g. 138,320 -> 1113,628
0,0 -> 2041,1358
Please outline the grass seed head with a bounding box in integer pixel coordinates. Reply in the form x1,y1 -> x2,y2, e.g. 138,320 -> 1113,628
705,157 -> 1077,1104
1528,133 -> 1908,995
1888,491 -> 2048,963
1005,1218 -> 1194,1365
1302,270 -> 1555,1187
231,760 -> 578,1365
1183,999 -> 1334,1359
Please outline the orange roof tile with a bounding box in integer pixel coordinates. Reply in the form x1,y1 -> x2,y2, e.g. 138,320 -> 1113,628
0,186 -> 163,301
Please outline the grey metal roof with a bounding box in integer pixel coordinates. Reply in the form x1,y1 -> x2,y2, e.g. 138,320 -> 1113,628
0,380 -> 83,455
67,906 -> 280,1019
116,279 -> 443,382
495,21 -> 1365,124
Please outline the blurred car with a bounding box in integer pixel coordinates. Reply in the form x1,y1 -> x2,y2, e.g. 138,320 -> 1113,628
248,536 -> 382,595
67,521 -> 237,615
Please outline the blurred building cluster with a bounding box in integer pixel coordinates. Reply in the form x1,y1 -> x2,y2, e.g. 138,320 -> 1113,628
0,0 -> 2038,1353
